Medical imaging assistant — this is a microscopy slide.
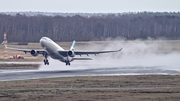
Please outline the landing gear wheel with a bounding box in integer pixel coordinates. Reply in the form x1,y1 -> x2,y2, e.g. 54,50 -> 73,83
65,60 -> 70,66
46,60 -> 49,65
44,59 -> 49,65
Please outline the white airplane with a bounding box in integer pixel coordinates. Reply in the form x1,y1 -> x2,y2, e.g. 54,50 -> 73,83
5,37 -> 122,66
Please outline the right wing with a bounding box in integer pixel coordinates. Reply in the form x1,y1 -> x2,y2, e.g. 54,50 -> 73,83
4,44 -> 46,55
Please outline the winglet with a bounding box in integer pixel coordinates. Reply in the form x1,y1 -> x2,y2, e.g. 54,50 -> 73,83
119,48 -> 123,51
70,40 -> 76,50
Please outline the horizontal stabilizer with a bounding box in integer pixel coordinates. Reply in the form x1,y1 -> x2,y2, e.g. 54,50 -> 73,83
73,58 -> 92,60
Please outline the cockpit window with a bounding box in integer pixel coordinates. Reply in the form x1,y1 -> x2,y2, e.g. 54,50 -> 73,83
42,37 -> 52,42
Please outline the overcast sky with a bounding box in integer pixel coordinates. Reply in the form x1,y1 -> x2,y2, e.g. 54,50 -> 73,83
0,0 -> 179,13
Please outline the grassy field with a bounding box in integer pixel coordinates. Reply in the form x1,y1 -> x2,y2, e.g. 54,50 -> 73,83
0,75 -> 180,101
0,63 -> 39,69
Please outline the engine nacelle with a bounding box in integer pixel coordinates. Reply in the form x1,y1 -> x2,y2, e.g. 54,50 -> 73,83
67,50 -> 75,57
30,50 -> 38,56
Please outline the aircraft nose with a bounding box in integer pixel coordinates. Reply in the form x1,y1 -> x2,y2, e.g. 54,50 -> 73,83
40,38 -> 45,47
40,38 -> 43,43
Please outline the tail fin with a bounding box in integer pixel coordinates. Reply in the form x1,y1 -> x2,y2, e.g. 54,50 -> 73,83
70,40 -> 76,50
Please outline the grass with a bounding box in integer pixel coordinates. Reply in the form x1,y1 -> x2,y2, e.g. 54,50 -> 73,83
0,75 -> 179,101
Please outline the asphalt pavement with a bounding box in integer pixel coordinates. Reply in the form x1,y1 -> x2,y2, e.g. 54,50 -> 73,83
0,66 -> 180,81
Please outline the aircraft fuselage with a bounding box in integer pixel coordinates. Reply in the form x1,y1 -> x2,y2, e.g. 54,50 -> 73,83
40,37 -> 72,62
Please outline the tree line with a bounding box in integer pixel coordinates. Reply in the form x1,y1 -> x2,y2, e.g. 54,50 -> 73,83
0,12 -> 180,42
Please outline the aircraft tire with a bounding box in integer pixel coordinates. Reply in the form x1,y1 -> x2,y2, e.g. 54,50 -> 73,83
44,59 -> 49,65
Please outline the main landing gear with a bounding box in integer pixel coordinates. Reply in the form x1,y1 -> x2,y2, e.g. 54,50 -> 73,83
44,59 -> 49,65
43,53 -> 49,65
65,60 -> 70,66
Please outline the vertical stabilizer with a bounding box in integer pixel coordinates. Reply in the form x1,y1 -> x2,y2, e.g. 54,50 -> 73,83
70,40 -> 76,50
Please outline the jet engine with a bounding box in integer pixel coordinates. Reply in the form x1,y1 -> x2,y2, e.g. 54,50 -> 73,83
30,50 -> 38,56
67,50 -> 75,57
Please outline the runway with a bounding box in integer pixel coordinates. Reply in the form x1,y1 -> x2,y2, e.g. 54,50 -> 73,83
0,66 -> 180,81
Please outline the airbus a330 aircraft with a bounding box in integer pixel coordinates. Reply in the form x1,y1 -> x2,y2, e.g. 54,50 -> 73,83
5,37 -> 122,66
